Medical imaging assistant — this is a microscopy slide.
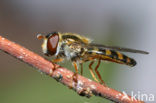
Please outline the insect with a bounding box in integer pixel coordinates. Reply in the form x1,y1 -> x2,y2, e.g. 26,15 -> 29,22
37,32 -> 149,84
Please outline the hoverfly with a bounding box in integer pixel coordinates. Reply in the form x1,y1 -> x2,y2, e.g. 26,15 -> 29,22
37,32 -> 149,84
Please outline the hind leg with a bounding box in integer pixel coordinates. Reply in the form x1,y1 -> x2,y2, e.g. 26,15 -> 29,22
94,59 -> 106,85
89,61 -> 99,82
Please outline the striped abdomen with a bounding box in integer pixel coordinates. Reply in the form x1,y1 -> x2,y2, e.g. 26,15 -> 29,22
87,47 -> 136,67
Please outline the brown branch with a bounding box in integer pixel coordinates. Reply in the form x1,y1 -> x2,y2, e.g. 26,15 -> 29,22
0,35 -> 144,103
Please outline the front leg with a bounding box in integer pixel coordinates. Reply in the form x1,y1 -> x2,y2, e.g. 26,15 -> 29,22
52,58 -> 64,63
49,57 -> 64,76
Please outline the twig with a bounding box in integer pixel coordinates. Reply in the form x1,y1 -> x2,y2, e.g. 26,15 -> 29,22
0,35 -> 144,103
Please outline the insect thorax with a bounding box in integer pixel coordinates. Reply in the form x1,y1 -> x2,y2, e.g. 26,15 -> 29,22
57,41 -> 83,62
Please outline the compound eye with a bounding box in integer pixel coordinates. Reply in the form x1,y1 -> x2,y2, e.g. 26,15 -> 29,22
47,33 -> 59,55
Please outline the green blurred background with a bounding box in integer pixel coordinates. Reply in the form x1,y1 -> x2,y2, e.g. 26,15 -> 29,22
0,0 -> 155,103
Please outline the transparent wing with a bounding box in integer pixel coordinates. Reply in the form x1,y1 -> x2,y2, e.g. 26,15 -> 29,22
90,43 -> 149,54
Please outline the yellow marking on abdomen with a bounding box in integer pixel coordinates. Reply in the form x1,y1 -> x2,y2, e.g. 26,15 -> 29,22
126,58 -> 131,63
117,52 -> 123,60
105,50 -> 111,55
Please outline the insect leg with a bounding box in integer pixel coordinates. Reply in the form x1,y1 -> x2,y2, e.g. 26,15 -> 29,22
52,58 -> 64,63
89,61 -> 99,82
72,61 -> 78,83
49,57 -> 64,76
80,63 -> 83,75
73,61 -> 78,73
94,59 -> 105,85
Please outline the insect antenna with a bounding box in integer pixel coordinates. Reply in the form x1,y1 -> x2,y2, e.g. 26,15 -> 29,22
37,34 -> 45,40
